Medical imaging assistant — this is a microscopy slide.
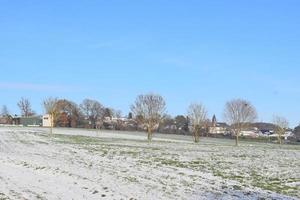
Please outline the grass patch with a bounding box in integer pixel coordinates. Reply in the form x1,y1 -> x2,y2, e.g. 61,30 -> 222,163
124,176 -> 139,183
52,134 -> 102,145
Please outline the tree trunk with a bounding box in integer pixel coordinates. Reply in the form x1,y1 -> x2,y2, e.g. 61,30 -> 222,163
193,131 -> 196,143
50,116 -> 53,134
147,127 -> 152,142
235,133 -> 239,146
278,133 -> 282,145
195,135 -> 199,143
194,128 -> 200,143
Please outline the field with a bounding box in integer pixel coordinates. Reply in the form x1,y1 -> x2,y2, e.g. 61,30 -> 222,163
0,127 -> 299,200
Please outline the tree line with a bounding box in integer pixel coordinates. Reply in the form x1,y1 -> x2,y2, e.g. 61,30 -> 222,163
0,93 -> 298,146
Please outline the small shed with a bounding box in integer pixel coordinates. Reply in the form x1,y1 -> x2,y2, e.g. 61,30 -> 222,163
42,114 -> 52,127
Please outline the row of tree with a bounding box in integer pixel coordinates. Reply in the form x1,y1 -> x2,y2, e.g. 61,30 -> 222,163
42,97 -> 123,134
0,94 -> 296,146
130,94 -> 257,145
1,98 -> 36,117
1,97 -> 121,131
131,94 -> 294,146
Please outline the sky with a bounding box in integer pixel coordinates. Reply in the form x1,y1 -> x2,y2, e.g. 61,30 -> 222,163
0,0 -> 300,127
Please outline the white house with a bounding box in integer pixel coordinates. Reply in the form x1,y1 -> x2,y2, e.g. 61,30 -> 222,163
42,114 -> 52,127
209,123 -> 229,134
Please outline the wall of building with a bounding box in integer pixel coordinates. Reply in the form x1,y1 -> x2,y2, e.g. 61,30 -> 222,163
20,117 -> 42,127
43,114 -> 52,127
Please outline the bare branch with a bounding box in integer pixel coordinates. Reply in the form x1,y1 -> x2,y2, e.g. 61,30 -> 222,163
80,99 -> 104,129
187,103 -> 208,143
17,97 -> 34,117
223,99 -> 257,146
131,93 -> 166,141
1,105 -> 9,116
43,97 -> 59,133
273,115 -> 289,145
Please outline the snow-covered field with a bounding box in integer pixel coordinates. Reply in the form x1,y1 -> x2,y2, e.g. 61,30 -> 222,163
0,127 -> 299,200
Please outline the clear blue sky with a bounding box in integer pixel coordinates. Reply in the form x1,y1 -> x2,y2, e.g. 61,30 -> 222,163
0,0 -> 299,127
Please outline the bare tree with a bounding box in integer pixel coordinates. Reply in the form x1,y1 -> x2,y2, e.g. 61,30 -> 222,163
187,103 -> 208,143
80,99 -> 104,129
1,105 -> 9,116
131,93 -> 166,141
273,115 -> 289,145
224,99 -> 257,146
112,109 -> 122,118
43,97 -> 59,134
17,97 -> 35,117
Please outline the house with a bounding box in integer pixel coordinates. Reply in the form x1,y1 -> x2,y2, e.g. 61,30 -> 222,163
42,114 -> 52,127
0,115 -> 22,126
259,129 -> 274,136
0,115 -> 12,125
251,122 -> 276,135
20,116 -> 42,127
1,115 -> 42,127
209,123 -> 230,135
102,117 -> 138,131
12,115 -> 21,125
240,128 -> 259,138
209,115 -> 230,135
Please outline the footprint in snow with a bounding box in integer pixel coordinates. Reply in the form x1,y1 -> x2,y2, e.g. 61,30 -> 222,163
92,190 -> 98,194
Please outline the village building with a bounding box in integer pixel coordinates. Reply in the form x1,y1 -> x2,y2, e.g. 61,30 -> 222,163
0,115 -> 42,127
42,114 -> 52,127
209,115 -> 230,135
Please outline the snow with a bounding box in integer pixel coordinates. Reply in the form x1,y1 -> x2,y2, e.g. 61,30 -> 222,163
0,127 -> 299,200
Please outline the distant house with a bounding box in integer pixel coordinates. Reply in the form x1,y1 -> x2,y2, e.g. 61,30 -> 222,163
20,116 -> 42,127
209,123 -> 230,135
0,115 -> 42,127
100,116 -> 139,131
12,115 -> 21,125
42,114 -> 52,127
244,122 -> 277,138
0,115 -> 13,125
251,122 -> 276,134
208,115 -> 230,135
259,129 -> 274,135
0,115 -> 21,126
240,128 -> 259,138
